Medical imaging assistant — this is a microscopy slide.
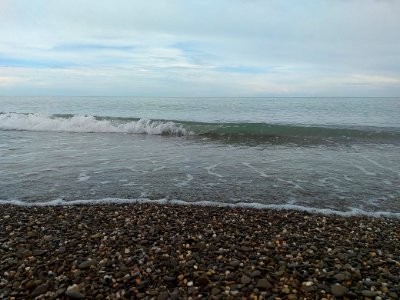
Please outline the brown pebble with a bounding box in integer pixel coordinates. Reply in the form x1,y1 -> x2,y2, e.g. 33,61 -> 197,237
256,279 -> 273,290
158,291 -> 169,300
331,284 -> 348,297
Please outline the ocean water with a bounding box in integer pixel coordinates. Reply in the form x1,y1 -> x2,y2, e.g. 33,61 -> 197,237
1,96 -> 399,216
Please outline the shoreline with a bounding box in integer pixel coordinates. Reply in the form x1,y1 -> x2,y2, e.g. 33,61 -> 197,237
1,203 -> 399,299
1,199 -> 399,218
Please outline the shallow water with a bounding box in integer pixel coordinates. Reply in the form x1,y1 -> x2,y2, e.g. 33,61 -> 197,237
1,97 -> 399,215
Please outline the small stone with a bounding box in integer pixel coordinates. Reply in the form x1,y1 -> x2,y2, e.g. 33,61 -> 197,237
57,246 -> 67,254
331,284 -> 348,297
288,294 -> 298,300
361,290 -> 379,297
211,287 -> 221,295
15,249 -> 32,259
158,291 -> 169,300
256,279 -> 273,290
334,271 -> 351,282
250,270 -> 262,278
55,288 -> 66,297
163,276 -> 176,282
230,260 -> 240,267
196,276 -> 210,287
31,284 -> 48,297
78,259 -> 97,269
24,280 -> 35,290
148,289 -> 158,296
65,290 -> 85,299
364,280 -> 380,287
43,235 -> 53,241
241,275 -> 252,285
32,250 -> 47,256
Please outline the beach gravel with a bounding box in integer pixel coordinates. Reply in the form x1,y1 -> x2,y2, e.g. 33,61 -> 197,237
0,203 -> 399,299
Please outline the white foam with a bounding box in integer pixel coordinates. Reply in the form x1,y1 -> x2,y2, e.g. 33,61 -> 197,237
0,113 -> 190,136
174,174 -> 194,187
242,162 -> 270,178
77,172 -> 90,182
205,164 -> 224,178
351,164 -> 376,176
0,198 -> 399,218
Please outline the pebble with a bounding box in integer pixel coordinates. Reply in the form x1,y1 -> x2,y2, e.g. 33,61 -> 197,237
78,259 -> 97,269
1,203 -> 399,299
241,275 -> 252,285
30,284 -> 48,297
256,279 -> 273,290
361,290 -> 379,297
250,270 -> 262,277
331,284 -> 348,297
158,291 -> 169,300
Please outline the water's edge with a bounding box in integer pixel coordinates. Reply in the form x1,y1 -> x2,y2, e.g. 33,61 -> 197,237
1,198 -> 399,218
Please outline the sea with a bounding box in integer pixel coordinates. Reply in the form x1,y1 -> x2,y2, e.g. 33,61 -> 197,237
0,96 -> 399,216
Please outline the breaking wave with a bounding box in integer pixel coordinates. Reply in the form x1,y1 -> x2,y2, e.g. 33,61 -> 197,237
1,112 -> 399,143
0,112 -> 189,136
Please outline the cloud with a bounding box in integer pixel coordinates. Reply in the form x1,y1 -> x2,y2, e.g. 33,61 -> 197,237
0,0 -> 399,96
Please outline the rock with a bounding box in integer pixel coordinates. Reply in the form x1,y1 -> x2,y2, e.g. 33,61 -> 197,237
211,287 -> 221,295
334,271 -> 351,282
334,273 -> 346,282
32,249 -> 47,256
163,276 -> 176,282
43,235 -> 53,241
31,284 -> 48,297
230,259 -> 240,267
361,290 -> 379,297
250,270 -> 261,277
55,288 -> 66,297
331,284 -> 348,297
65,290 -> 85,299
78,259 -> 97,269
256,279 -> 273,290
364,280 -> 380,287
24,280 -> 35,290
195,276 -> 210,287
158,291 -> 169,300
15,249 -> 32,259
241,275 -> 252,285
57,246 -> 67,254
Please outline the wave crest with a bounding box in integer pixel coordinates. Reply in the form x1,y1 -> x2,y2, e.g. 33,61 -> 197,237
0,113 -> 190,136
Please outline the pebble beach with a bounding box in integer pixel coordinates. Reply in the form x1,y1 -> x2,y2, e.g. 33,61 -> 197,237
1,204 -> 399,299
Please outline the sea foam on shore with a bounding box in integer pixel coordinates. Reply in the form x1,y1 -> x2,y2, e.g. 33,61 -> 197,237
1,197 -> 399,218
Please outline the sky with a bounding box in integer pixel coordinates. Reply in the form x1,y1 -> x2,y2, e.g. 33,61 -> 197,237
0,0 -> 399,97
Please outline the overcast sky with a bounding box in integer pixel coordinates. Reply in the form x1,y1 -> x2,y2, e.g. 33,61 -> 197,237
0,0 -> 399,96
